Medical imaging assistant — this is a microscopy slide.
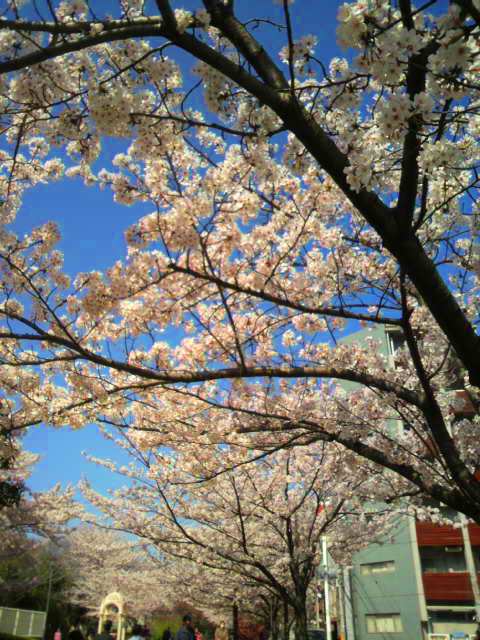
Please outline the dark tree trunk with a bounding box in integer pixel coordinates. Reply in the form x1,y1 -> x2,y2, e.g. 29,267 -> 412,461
233,601 -> 239,640
283,600 -> 289,640
293,602 -> 308,640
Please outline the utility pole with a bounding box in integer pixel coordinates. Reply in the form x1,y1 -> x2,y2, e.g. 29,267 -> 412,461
336,573 -> 346,640
322,537 -> 332,640
44,563 -> 53,640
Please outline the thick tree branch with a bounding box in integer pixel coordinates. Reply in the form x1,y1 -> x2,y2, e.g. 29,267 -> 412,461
453,0 -> 480,26
168,263 -> 402,325
0,327 -> 425,409
237,416 -> 480,522
399,273 -> 480,505
2,14 -> 479,385
155,0 -> 177,32
204,0 -> 288,90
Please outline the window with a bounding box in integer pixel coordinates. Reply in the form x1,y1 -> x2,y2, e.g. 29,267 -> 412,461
366,614 -> 403,633
429,609 -> 476,624
428,609 -> 477,636
401,419 -> 412,433
360,561 -> 395,576
387,330 -> 406,371
388,331 -> 404,356
420,546 -> 467,573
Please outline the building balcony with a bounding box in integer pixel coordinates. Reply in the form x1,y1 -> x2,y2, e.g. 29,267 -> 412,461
416,522 -> 463,546
468,523 -> 480,545
422,572 -> 473,602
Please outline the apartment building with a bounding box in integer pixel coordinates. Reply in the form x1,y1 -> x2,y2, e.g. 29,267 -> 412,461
338,326 -> 480,639
347,516 -> 480,639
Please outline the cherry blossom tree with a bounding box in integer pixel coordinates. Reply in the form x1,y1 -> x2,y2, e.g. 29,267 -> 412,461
81,440 -> 393,640
0,428 -> 24,509
63,525 -> 166,617
0,441 -> 80,561
0,438 -> 81,601
159,555 -> 274,634
0,0 -> 479,520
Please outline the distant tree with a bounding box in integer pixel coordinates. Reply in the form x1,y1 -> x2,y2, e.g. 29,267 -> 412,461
0,442 -> 80,564
63,526 -> 165,617
83,442 -> 393,640
0,541 -> 84,638
0,431 -> 24,509
0,438 -> 80,621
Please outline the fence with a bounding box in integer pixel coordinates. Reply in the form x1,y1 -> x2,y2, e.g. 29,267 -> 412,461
0,606 -> 47,638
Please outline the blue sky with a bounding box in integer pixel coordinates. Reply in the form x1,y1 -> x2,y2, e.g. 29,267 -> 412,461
17,0 -> 342,496
16,0 -> 451,497
20,175 -> 148,493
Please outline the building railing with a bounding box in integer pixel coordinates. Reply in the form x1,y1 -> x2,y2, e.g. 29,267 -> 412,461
428,635 -> 473,640
422,572 -> 474,601
416,522 -> 464,546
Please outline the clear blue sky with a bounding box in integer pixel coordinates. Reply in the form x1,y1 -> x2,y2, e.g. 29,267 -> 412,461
18,0 -> 449,497
19,0 -> 342,496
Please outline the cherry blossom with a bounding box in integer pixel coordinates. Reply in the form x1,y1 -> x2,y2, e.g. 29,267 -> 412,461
0,441 -> 81,561
64,526 -> 166,616
0,0 -> 478,528
81,441 -> 394,639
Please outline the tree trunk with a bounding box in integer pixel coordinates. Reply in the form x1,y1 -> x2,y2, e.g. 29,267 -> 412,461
293,603 -> 308,640
269,599 -> 280,640
283,600 -> 289,640
233,601 -> 239,640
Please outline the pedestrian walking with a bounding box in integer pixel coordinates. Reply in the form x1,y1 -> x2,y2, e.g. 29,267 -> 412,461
96,620 -> 114,640
214,622 -> 228,640
176,615 -> 195,640
128,624 -> 144,640
162,628 -> 172,640
68,620 -> 84,640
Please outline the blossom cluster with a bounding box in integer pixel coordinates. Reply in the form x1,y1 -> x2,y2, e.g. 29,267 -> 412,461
0,0 -> 477,587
